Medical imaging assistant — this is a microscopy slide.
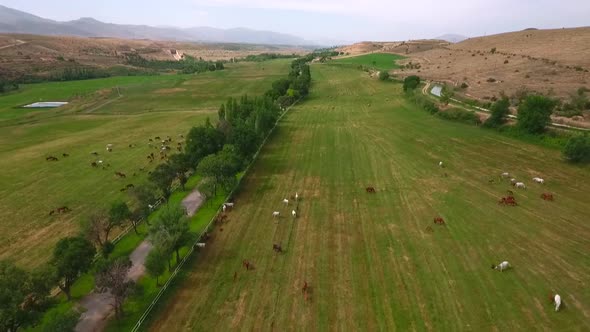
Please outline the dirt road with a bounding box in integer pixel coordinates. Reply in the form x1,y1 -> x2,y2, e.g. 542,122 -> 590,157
181,188 -> 204,217
75,241 -> 153,332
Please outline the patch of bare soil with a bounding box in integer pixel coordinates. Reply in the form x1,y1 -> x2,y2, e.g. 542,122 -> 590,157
182,189 -> 204,217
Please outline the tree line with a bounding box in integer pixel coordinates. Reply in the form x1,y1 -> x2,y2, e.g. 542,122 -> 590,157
125,53 -> 224,74
0,55 -> 314,331
404,76 -> 590,163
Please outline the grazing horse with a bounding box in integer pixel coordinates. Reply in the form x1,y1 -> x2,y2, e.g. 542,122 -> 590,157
295,192 -> 299,201
115,171 -> 126,178
292,210 -> 297,218
46,156 -> 58,161
62,153 -> 69,157
283,198 -> 289,206
242,260 -> 254,271
515,182 -> 526,189
56,206 -> 71,214
366,187 -> 376,193
273,244 -> 283,253
551,294 -> 562,312
541,193 -> 554,201
492,261 -> 510,272
501,172 -> 510,178
498,196 -> 517,206
433,217 -> 445,225
272,211 -> 280,218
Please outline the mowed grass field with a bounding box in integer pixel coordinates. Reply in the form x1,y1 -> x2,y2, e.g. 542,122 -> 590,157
331,53 -> 404,71
0,60 -> 292,267
149,63 -> 590,331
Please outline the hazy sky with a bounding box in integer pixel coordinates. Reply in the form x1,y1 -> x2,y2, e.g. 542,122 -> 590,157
1,0 -> 589,43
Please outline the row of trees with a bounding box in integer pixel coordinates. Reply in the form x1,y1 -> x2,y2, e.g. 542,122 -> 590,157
143,56 -> 313,285
125,53 -> 224,74
404,75 -> 590,164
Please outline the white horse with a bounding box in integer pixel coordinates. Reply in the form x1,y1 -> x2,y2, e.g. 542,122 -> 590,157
222,204 -> 227,213
515,182 -> 526,189
195,243 -> 206,248
439,161 -> 444,167
295,192 -> 299,201
552,294 -> 562,312
272,211 -> 280,218
492,261 -> 510,272
224,202 -> 235,208
501,172 -> 510,177
533,177 -> 545,184
292,210 -> 297,218
283,199 -> 289,206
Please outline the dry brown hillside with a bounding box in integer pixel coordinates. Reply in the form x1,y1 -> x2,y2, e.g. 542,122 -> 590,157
0,34 -> 305,80
392,27 -> 590,102
337,39 -> 449,55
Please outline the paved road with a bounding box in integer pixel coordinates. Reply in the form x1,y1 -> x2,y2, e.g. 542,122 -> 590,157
75,241 -> 153,332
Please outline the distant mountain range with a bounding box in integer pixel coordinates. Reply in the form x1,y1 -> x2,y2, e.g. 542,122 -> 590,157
435,34 -> 469,43
0,5 -> 314,46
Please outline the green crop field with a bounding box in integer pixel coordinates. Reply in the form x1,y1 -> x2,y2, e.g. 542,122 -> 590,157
0,60 -> 292,268
331,53 -> 404,71
148,62 -> 590,331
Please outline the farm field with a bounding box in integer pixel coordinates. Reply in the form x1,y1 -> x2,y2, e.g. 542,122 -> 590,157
149,62 -> 590,330
0,59 -> 292,268
331,53 -> 404,71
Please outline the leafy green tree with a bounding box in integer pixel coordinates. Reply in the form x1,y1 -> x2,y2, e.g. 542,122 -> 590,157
378,71 -> 390,81
127,183 -> 158,225
196,145 -> 241,196
228,125 -> 260,162
169,153 -> 191,190
0,261 -> 51,332
95,257 -> 134,319
440,87 -> 454,106
145,249 -> 167,286
185,125 -> 225,166
149,205 -> 191,264
484,97 -> 510,128
39,308 -> 79,332
517,95 -> 556,134
110,201 -> 132,233
563,134 -> 590,163
403,75 -> 421,91
50,237 -> 96,300
149,163 -> 177,200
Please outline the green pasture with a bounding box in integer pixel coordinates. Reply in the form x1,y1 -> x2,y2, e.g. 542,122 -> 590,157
331,53 -> 404,71
148,62 -> 590,331
0,59 -> 291,267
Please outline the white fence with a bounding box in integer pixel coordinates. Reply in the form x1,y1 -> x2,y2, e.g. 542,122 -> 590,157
130,99 -> 301,332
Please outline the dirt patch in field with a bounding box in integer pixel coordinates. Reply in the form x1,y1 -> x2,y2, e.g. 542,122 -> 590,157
153,88 -> 187,94
182,189 -> 204,217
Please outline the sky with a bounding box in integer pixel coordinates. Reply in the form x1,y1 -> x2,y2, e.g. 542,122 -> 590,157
1,0 -> 589,43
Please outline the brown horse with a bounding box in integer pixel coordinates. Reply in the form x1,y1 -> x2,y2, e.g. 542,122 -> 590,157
433,217 -> 445,225
541,193 -> 554,201
366,187 -> 376,193
273,244 -> 283,253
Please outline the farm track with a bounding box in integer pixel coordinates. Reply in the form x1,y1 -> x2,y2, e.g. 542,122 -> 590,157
149,64 -> 590,330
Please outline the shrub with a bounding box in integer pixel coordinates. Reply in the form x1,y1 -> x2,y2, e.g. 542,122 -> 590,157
378,71 -> 390,81
487,78 -> 496,83
403,75 -> 421,92
491,47 -> 497,54
504,60 -> 509,64
483,97 -> 510,128
436,108 -> 481,125
517,95 -> 557,134
460,82 -> 469,89
563,135 -> 590,163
